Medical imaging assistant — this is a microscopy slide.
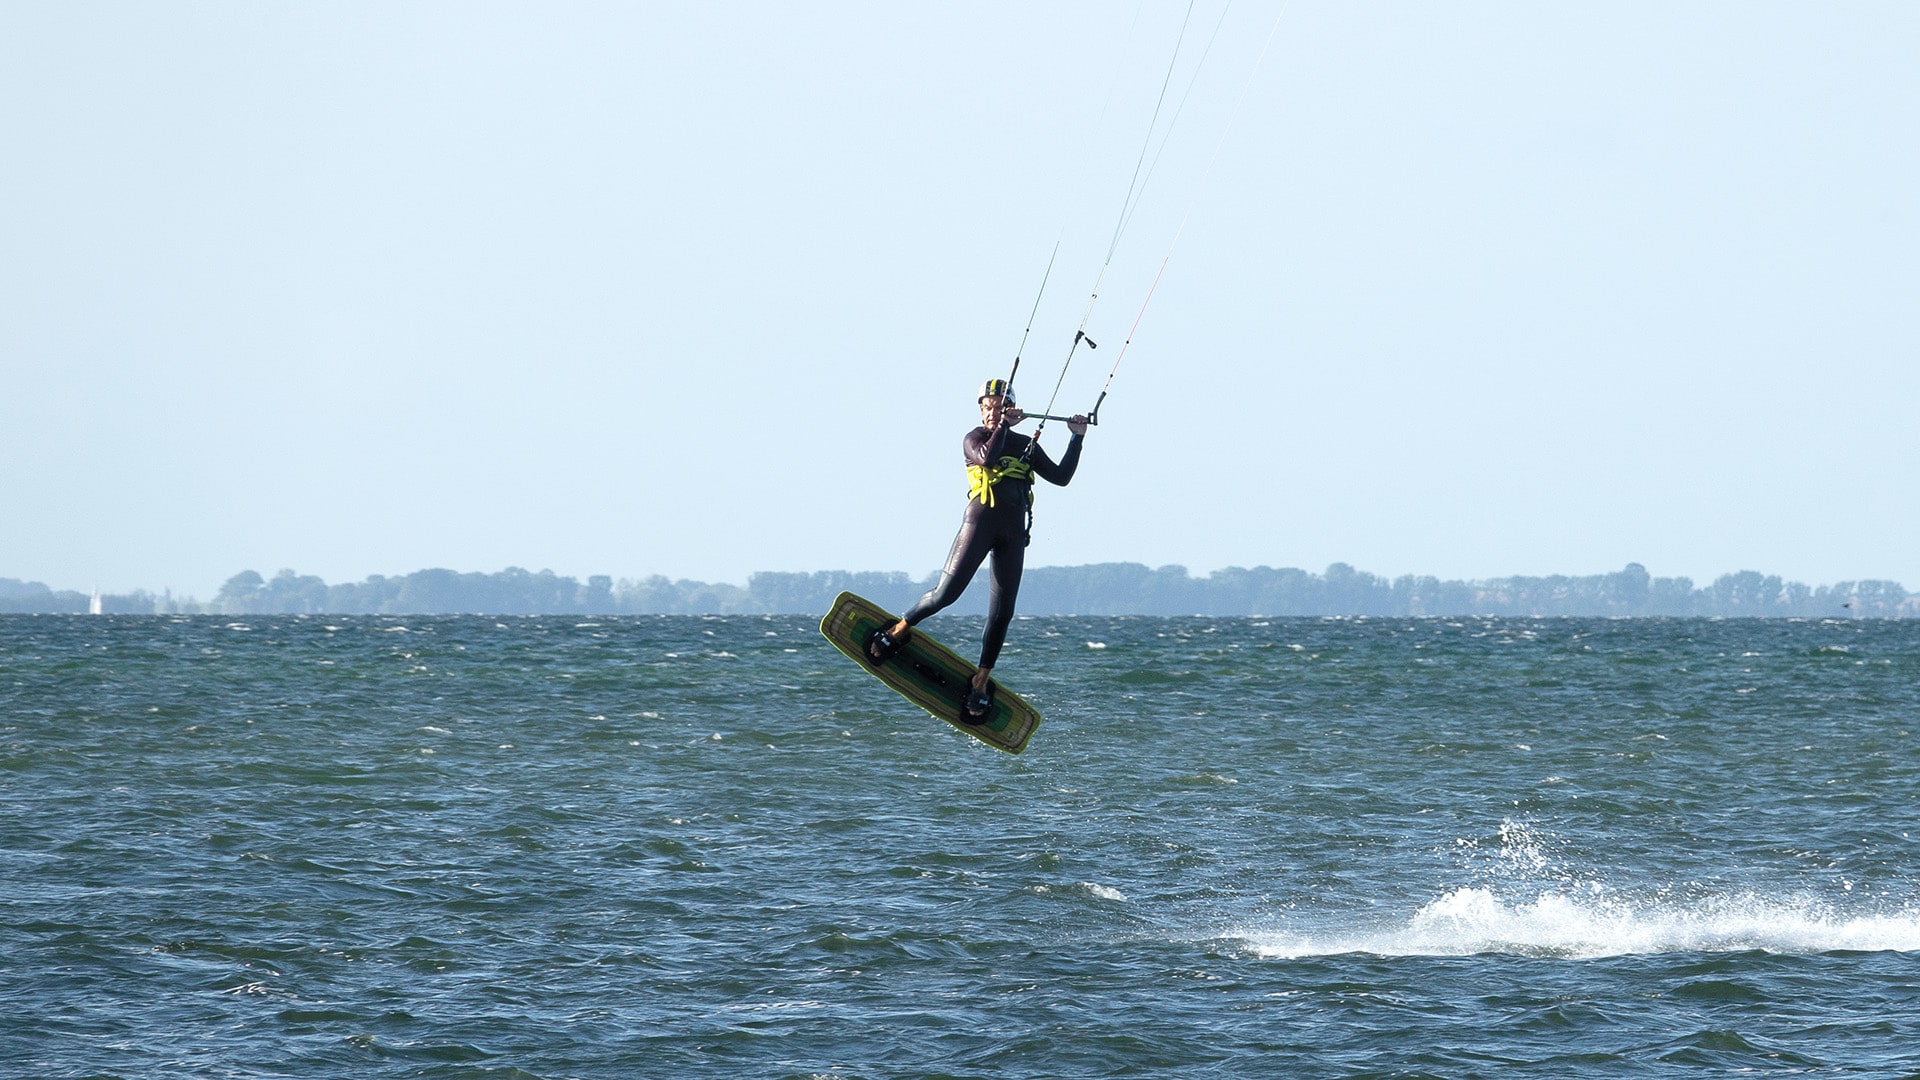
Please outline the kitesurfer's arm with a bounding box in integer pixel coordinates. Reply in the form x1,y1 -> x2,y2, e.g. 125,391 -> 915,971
964,412 -> 1020,467
963,426 -> 999,467
1028,416 -> 1087,486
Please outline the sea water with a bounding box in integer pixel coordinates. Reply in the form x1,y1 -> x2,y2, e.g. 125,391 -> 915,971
3,614 -> 1917,1078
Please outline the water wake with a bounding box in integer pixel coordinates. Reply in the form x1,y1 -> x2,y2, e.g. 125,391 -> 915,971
1242,887 -> 1920,959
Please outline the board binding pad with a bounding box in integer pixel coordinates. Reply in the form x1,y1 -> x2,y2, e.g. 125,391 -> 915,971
819,591 -> 1040,754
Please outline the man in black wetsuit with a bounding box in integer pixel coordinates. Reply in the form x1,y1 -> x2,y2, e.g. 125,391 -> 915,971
866,378 -> 1088,719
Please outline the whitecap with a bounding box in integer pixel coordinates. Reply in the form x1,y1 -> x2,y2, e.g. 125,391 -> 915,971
1239,887 -> 1920,960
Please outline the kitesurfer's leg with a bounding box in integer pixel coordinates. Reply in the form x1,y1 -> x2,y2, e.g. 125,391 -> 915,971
972,526 -> 1026,685
882,508 -> 992,653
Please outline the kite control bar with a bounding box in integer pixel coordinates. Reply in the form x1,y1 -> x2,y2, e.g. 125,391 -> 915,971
1021,390 -> 1108,427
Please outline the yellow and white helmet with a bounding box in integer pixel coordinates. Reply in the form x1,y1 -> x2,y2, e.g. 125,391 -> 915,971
977,378 -> 1015,405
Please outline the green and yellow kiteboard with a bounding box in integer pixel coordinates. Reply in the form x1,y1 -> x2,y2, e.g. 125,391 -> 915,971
819,591 -> 1040,754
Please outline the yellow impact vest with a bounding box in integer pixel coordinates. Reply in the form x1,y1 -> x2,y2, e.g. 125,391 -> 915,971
966,456 -> 1034,508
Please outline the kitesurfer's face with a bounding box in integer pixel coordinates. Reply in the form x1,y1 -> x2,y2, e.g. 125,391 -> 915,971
979,395 -> 1007,426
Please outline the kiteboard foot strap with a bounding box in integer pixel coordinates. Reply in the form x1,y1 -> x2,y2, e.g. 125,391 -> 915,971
962,684 -> 994,722
865,626 -> 906,665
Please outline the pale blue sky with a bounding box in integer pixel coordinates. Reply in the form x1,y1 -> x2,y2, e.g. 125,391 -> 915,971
5,2 -> 1916,599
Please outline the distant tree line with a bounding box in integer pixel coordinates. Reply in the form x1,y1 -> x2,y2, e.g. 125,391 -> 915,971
4,563 -> 1913,617
0,579 -> 176,615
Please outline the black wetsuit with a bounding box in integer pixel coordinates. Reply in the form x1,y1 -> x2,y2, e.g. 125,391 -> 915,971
902,423 -> 1084,669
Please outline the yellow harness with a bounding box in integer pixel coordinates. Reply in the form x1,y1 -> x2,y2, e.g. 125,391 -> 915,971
966,456 -> 1034,507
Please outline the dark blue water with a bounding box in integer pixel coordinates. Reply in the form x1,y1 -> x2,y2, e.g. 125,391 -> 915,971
4,614 -> 1917,1077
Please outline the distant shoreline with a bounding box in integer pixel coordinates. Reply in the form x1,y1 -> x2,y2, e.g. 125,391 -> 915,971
5,562 -> 1914,618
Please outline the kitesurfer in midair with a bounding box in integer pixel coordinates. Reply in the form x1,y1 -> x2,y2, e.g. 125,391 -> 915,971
866,378 -> 1088,720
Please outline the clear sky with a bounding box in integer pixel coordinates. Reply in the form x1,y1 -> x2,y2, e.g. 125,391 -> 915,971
5,2 -> 1916,600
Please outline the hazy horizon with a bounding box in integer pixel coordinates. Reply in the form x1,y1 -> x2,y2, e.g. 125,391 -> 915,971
12,556 -> 1911,607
